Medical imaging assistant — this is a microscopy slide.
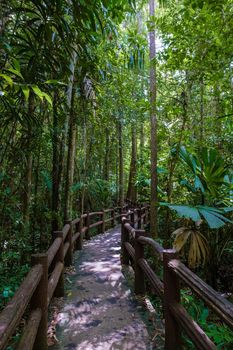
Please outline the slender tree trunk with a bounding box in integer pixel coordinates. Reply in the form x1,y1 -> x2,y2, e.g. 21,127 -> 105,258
103,129 -> 110,181
140,122 -> 145,160
149,0 -> 158,237
22,92 -> 34,228
51,92 -> 61,232
64,87 -> 77,221
118,120 -> 124,207
56,50 -> 77,221
127,126 -> 137,203
116,137 -> 119,204
165,96 -> 188,239
200,76 -> 204,146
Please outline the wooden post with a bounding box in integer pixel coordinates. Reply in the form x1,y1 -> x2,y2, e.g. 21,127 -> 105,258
31,254 -> 48,350
53,231 -> 64,297
135,230 -> 146,295
138,207 -> 142,229
130,210 -> 135,227
111,209 -> 115,227
101,209 -> 105,233
119,207 -> 122,224
85,212 -> 90,240
64,220 -> 73,266
76,218 -> 83,250
121,218 -> 130,265
163,249 -> 182,350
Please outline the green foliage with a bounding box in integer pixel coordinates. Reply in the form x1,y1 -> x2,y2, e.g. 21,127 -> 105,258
181,290 -> 233,349
179,146 -> 228,201
160,203 -> 233,229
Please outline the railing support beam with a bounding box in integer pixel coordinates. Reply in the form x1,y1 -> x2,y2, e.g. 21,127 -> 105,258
121,218 -> 130,265
31,254 -> 48,350
163,249 -> 182,350
135,230 -> 146,295
64,220 -> 73,266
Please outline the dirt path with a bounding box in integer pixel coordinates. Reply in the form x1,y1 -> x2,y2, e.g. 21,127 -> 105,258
51,226 -> 155,350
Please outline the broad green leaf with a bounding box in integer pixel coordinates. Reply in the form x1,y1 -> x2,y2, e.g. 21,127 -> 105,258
7,68 -> 23,79
42,92 -> 53,106
169,205 -> 201,222
194,176 -> 205,193
32,85 -> 44,100
221,207 -> 233,213
12,58 -> 20,71
198,209 -> 225,229
45,79 -> 66,86
22,86 -> 30,101
0,74 -> 13,86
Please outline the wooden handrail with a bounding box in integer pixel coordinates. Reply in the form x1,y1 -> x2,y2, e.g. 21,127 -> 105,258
121,208 -> 233,350
169,259 -> 233,330
0,265 -> 43,350
62,224 -> 70,240
5,202 -> 231,350
17,308 -> 42,350
170,303 -> 217,350
0,204 -> 130,350
137,236 -> 163,259
47,237 -> 62,268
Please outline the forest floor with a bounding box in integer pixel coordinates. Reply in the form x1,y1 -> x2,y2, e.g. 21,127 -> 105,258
49,226 -> 164,350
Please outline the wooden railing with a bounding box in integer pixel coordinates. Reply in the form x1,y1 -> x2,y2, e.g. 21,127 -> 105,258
121,211 -> 233,350
0,204 -> 128,350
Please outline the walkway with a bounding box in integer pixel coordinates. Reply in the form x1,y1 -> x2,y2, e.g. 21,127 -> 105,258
51,226 -> 154,350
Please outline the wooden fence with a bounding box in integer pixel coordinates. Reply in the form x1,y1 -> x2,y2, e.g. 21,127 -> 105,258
1,202 -> 232,350
0,205 -> 128,350
122,209 -> 233,350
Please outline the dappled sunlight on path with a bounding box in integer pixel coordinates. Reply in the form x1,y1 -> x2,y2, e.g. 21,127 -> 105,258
51,226 -> 153,350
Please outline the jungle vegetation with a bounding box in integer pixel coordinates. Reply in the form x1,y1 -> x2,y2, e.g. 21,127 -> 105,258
0,0 -> 233,348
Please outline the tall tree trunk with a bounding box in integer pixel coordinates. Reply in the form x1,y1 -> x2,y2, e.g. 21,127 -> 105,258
64,87 -> 77,221
127,126 -> 137,203
116,138 -> 119,204
140,122 -> 145,160
51,92 -> 62,232
103,129 -> 110,181
22,92 -> 34,228
165,94 -> 188,239
149,0 -> 158,237
200,76 -> 204,146
61,50 -> 77,220
118,120 -> 124,207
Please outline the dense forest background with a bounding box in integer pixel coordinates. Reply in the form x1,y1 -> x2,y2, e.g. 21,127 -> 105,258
0,0 -> 233,347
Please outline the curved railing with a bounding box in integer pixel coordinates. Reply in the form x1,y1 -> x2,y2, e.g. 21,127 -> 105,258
0,204 -> 128,350
121,213 -> 233,350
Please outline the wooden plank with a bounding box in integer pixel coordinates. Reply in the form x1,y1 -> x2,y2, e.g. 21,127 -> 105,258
64,220 -> 73,266
170,303 -> 217,350
104,209 -> 113,213
137,236 -> 163,259
138,258 -> 164,298
163,250 -> 181,350
125,242 -> 135,261
169,259 -> 233,330
48,262 -> 64,305
72,231 -> 80,245
63,241 -> 70,258
89,221 -> 102,229
47,237 -> 62,268
89,211 -> 102,217
72,217 -> 80,225
0,264 -> 43,350
16,309 -> 42,350
104,217 -> 112,223
124,222 -> 136,238
62,224 -> 70,240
